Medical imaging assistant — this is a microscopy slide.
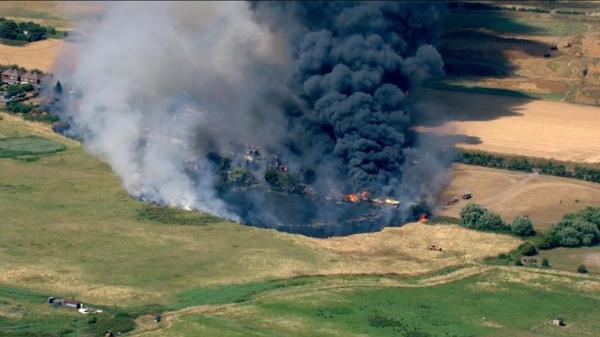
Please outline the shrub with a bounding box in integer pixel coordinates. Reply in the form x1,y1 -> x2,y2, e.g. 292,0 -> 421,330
264,168 -> 304,194
478,211 -> 508,232
541,258 -> 550,268
459,203 -> 486,229
577,265 -> 588,274
511,215 -> 535,236
519,242 -> 538,256
547,218 -> 600,248
515,259 -> 523,266
459,204 -> 508,232
226,167 -> 256,187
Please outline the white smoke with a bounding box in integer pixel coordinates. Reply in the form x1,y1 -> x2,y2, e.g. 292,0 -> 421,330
57,2 -> 281,218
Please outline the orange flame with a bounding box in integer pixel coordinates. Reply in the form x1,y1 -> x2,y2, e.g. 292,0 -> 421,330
419,214 -> 429,222
347,193 -> 359,203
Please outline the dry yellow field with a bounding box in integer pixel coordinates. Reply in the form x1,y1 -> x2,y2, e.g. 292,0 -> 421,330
419,90 -> 600,163
440,164 -> 600,231
0,39 -> 72,72
301,222 -> 520,275
0,1 -> 104,30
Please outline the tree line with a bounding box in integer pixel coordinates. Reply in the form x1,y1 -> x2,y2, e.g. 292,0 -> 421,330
0,16 -> 60,42
457,150 -> 600,183
460,203 -> 600,249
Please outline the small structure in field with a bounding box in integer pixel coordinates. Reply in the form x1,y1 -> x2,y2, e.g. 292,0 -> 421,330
427,244 -> 443,251
63,299 -> 83,309
552,318 -> 565,327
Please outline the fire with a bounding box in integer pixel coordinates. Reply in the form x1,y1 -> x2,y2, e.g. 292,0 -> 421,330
419,214 -> 429,223
346,191 -> 368,203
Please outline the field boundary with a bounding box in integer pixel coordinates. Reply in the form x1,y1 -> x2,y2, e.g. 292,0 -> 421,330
456,149 -> 600,183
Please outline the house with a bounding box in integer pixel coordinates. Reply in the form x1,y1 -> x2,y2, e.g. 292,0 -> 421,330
1,68 -> 23,85
21,71 -> 42,86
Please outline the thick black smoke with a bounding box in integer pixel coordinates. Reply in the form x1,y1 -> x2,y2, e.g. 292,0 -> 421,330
52,2 -> 450,237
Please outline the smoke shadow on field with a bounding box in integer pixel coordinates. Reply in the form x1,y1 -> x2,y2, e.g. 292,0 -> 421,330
411,6 -> 553,128
439,7 -> 554,78
439,30 -> 553,78
409,88 -> 529,128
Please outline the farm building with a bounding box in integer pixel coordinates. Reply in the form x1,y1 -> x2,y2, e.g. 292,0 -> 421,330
1,68 -> 23,85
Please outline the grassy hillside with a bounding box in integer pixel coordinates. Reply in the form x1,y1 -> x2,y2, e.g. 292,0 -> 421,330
0,111 -> 520,302
139,268 -> 600,337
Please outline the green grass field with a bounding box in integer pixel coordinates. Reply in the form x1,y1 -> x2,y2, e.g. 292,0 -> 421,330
0,112 -> 597,337
144,269 -> 600,337
539,247 -> 600,274
0,136 -> 65,158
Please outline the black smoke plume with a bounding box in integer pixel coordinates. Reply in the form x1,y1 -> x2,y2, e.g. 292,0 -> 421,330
51,2 -> 451,237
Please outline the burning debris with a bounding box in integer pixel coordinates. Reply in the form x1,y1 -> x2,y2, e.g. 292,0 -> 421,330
50,2 -> 451,236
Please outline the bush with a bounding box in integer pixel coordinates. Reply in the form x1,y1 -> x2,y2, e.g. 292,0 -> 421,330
511,215 -> 535,236
541,258 -> 550,268
515,259 -> 523,266
226,167 -> 256,187
459,203 -> 486,229
519,242 -> 538,256
6,102 -> 34,114
577,265 -> 588,274
479,211 -> 508,232
264,168 -> 304,194
459,204 -> 508,232
547,219 -> 600,248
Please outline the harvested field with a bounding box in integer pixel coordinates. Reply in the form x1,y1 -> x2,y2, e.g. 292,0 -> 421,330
440,164 -> 600,231
418,90 -> 600,163
300,223 -> 520,275
0,39 -> 72,72
0,1 -> 104,30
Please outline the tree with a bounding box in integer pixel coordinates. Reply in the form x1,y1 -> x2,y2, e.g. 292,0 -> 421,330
515,259 -> 523,266
478,210 -> 508,232
577,264 -> 588,273
541,258 -> 550,268
519,242 -> 538,256
54,80 -> 63,96
226,167 -> 256,187
547,218 -> 600,247
459,203 -> 486,229
511,215 -> 535,236
264,168 -> 304,194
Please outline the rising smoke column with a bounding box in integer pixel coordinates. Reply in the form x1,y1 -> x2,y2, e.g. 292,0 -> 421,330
252,1 -> 445,197
53,1 -> 450,234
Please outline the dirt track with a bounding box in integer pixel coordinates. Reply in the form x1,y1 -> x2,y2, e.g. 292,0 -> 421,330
0,39 -> 71,72
419,90 -> 600,163
441,164 -> 600,231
